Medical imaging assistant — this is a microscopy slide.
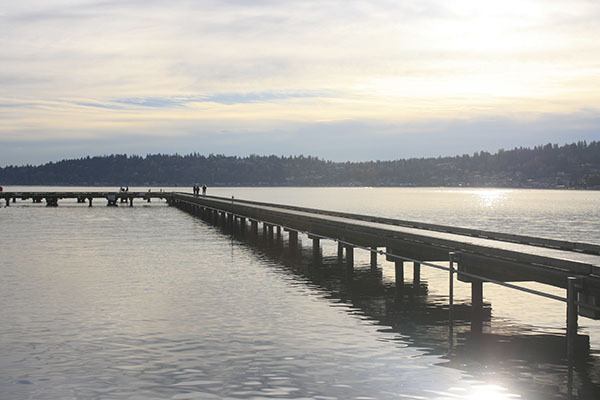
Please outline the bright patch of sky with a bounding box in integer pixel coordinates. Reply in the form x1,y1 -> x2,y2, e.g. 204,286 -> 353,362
1,0 -> 599,164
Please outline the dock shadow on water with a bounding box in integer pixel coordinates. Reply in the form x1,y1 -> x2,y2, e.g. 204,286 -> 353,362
215,212 -> 600,400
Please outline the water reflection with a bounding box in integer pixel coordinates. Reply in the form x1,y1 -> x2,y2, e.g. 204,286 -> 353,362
216,217 -> 600,400
3,197 -> 600,399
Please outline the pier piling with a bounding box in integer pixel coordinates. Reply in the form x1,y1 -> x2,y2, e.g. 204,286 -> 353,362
567,277 -> 581,361
471,279 -> 484,333
395,261 -> 404,289
370,247 -> 378,269
413,262 -> 421,286
345,245 -> 354,270
449,252 -> 460,324
287,229 -> 298,248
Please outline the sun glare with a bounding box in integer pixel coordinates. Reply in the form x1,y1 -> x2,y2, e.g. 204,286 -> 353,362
477,189 -> 509,208
465,384 -> 520,400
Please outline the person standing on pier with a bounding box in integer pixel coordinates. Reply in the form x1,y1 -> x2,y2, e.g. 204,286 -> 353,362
202,185 -> 207,196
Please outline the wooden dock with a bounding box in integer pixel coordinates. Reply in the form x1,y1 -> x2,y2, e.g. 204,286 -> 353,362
4,190 -> 600,356
167,192 -> 600,358
0,191 -> 170,207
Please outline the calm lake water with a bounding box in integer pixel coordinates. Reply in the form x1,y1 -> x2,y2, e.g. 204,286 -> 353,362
1,187 -> 600,399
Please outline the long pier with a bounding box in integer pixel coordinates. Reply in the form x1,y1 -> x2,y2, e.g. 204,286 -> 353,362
0,191 -> 169,207
4,190 -> 600,357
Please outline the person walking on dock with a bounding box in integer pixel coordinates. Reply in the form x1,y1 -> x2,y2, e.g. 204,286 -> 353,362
202,184 -> 207,196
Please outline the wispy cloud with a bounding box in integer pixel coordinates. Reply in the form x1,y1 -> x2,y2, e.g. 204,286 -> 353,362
74,91 -> 335,110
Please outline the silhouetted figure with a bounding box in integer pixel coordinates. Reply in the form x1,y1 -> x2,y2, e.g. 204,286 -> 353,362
0,185 -> 3,192
202,185 -> 207,195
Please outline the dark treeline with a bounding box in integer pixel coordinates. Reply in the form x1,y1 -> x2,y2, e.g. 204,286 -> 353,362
2,141 -> 600,188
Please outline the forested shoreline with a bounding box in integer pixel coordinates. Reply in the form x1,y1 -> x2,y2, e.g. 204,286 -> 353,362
2,141 -> 600,188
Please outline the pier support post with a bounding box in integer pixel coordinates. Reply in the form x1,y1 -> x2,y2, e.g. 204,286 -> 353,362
567,277 -> 581,361
88,197 -> 93,207
262,223 -> 268,238
288,230 -> 298,248
12,197 -> 16,203
289,230 -> 298,246
239,217 -> 246,233
5,197 -> 9,207
276,226 -> 282,240
337,242 -> 344,261
449,252 -> 460,324
267,224 -> 274,241
46,197 -> 58,207
413,262 -> 421,287
310,236 -> 320,258
395,261 -> 404,290
129,197 -> 133,207
345,245 -> 354,270
251,220 -> 258,235
370,247 -> 378,269
471,279 -> 483,334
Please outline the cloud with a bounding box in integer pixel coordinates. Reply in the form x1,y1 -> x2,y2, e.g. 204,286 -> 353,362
0,0 -> 599,163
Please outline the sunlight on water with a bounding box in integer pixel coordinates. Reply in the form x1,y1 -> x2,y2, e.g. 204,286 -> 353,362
475,189 -> 510,208
465,384 -> 520,400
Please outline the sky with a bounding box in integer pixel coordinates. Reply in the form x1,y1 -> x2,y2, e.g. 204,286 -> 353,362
1,0 -> 599,166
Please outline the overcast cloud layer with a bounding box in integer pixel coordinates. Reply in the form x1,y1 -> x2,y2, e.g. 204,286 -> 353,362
1,0 -> 599,165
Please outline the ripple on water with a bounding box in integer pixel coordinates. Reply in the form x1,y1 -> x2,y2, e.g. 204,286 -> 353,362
1,191 -> 600,399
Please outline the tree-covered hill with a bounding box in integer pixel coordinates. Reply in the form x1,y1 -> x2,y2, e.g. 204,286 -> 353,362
2,141 -> 600,188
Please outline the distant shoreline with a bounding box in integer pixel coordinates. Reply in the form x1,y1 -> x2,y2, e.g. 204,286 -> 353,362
2,141 -> 600,189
